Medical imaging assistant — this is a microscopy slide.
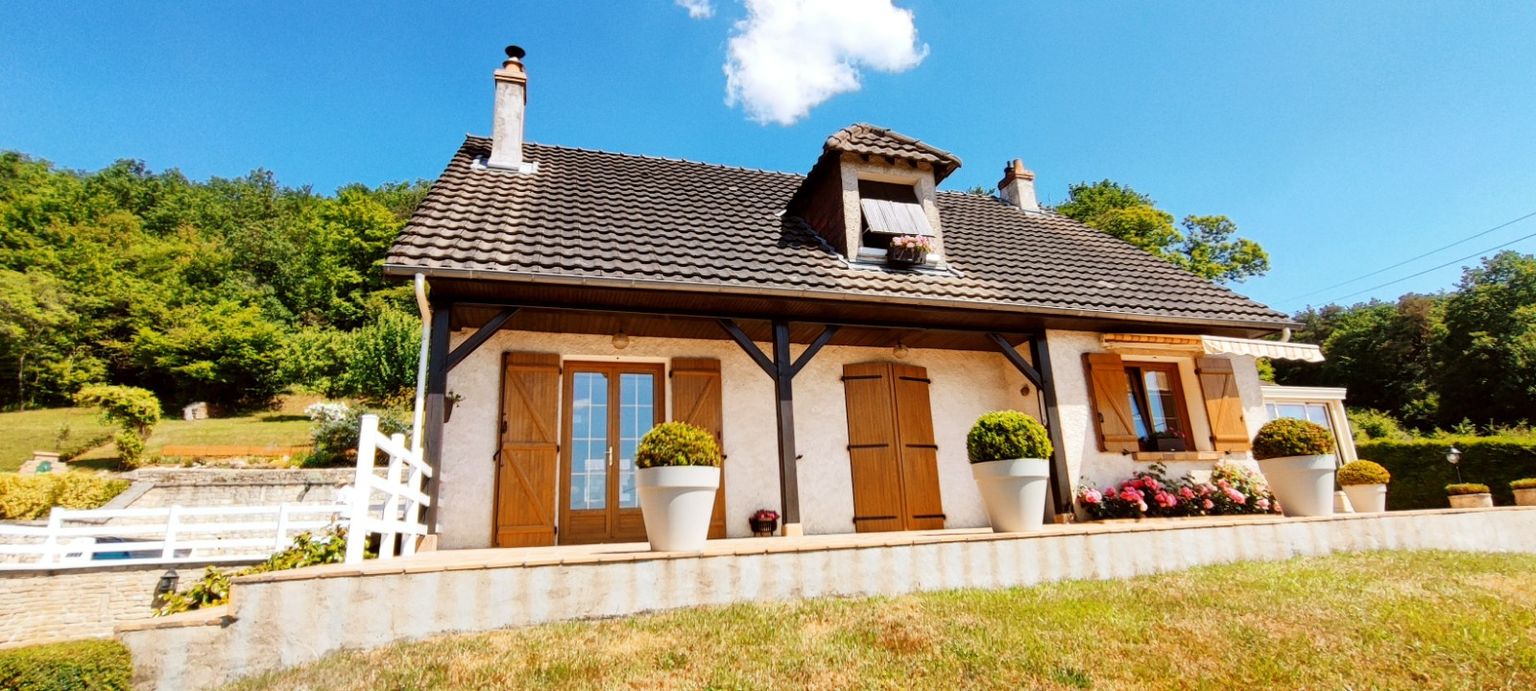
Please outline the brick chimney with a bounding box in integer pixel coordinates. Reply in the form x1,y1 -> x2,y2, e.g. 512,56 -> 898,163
488,45 -> 535,172
997,159 -> 1039,212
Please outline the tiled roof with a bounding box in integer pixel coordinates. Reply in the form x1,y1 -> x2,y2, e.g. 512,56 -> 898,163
825,123 -> 962,182
387,136 -> 1292,328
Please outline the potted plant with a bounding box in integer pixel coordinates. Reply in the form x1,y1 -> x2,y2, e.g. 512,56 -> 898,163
635,421 -> 722,552
886,235 -> 934,268
1512,478 -> 1536,507
1151,430 -> 1187,452
1446,483 -> 1493,509
444,391 -> 464,423
967,410 -> 1053,533
1252,418 -> 1337,517
1336,460 -> 1391,513
749,509 -> 779,537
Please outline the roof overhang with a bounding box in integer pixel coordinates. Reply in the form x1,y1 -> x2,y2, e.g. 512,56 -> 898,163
1102,333 -> 1324,362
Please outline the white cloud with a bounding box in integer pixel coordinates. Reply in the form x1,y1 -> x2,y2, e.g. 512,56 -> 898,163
675,0 -> 715,19
723,0 -> 927,126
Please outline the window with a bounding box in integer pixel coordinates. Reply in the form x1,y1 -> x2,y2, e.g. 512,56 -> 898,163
857,180 -> 932,252
1266,402 -> 1331,427
1123,363 -> 1194,452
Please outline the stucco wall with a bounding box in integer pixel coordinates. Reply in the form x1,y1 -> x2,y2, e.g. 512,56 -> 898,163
439,329 -> 1039,548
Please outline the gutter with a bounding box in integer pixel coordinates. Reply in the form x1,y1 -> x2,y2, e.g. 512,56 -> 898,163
410,274 -> 430,454
382,264 -> 1302,334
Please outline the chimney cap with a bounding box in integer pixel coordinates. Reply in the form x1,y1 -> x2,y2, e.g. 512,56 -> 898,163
504,45 -> 526,60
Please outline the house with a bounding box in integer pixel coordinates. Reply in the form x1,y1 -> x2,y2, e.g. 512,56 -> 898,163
385,46 -> 1326,550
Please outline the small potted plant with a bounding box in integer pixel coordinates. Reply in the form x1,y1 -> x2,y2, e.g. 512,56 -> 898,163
1446,483 -> 1493,509
1336,460 -> 1391,513
1252,418 -> 1337,517
1512,478 -> 1536,507
635,421 -> 722,552
444,391 -> 464,423
967,410 -> 1053,533
1151,430 -> 1187,453
886,235 -> 934,268
749,509 -> 779,536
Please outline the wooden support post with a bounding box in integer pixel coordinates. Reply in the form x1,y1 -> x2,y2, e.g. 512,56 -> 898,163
446,307 -> 518,372
770,320 -> 802,532
422,302 -> 451,532
1029,335 -> 1074,516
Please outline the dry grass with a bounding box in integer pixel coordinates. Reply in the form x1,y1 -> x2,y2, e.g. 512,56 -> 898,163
228,551 -> 1536,690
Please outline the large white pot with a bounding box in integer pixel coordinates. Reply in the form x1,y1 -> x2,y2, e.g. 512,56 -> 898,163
1257,454 -> 1336,517
971,458 -> 1050,533
1341,483 -> 1387,513
637,465 -> 721,552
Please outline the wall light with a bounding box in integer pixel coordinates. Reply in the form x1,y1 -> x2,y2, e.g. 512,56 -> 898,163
892,341 -> 909,359
612,331 -> 630,350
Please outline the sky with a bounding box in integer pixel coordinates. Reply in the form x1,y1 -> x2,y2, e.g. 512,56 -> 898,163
4,1 -> 1536,314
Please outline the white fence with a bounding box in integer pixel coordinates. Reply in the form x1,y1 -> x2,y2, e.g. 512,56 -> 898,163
0,503 -> 349,570
343,414 -> 432,564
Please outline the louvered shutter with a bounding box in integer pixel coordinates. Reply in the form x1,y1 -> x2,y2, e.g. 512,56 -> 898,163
1084,353 -> 1141,453
494,352 -> 560,547
891,364 -> 945,530
842,363 -> 906,533
671,358 -> 727,539
1196,356 -> 1251,452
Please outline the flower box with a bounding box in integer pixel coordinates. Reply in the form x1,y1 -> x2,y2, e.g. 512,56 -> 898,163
885,235 -> 934,269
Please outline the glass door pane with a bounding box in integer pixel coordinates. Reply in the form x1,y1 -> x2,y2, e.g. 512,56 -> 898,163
569,371 -> 609,510
616,372 -> 656,509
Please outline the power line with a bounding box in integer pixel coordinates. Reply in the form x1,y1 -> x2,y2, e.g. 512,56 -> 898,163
1282,208 -> 1536,304
1319,226 -> 1536,305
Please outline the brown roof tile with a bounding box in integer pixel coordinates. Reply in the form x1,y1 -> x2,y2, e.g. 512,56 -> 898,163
825,123 -> 962,182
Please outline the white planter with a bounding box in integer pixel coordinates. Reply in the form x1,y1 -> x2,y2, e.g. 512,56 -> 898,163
637,465 -> 721,552
1257,454 -> 1336,517
971,458 -> 1050,533
1341,483 -> 1387,513
1515,488 -> 1536,507
1333,490 -> 1354,514
1448,493 -> 1493,509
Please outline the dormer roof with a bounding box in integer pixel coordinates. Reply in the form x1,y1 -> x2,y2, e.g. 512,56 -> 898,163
824,123 -> 962,182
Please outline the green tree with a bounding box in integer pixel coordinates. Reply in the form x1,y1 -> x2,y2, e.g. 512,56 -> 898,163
1436,251 -> 1536,428
1055,180 -> 1270,283
132,301 -> 290,409
0,269 -> 74,408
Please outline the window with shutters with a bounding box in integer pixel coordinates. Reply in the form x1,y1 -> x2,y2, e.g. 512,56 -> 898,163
1122,362 -> 1195,452
1086,353 -> 1251,458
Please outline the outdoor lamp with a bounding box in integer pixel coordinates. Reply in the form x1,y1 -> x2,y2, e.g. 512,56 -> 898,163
1446,446 -> 1463,483
153,569 -> 179,606
612,330 -> 629,350
892,341 -> 909,359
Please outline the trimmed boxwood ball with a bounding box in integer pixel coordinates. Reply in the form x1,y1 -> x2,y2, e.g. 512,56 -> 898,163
1251,418 -> 1335,460
1336,460 -> 1391,486
966,411 -> 1052,463
1446,482 -> 1491,496
1511,478 -> 1536,490
636,421 -> 721,469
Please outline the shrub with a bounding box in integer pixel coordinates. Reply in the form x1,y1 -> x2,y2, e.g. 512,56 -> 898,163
1446,483 -> 1491,496
157,527 -> 355,615
635,422 -> 721,469
1512,478 -> 1536,490
1252,418 -> 1335,460
50,472 -> 129,511
1336,460 -> 1391,486
1355,437 -> 1536,509
0,638 -> 132,690
341,308 -> 421,404
1077,461 -> 1279,519
302,402 -> 409,467
73,385 -> 161,437
966,411 -> 1052,463
0,473 -> 129,520
1347,408 -> 1409,441
0,475 -> 53,520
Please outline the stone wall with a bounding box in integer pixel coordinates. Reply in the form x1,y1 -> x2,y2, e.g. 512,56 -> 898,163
0,561 -> 227,647
118,468 -> 355,509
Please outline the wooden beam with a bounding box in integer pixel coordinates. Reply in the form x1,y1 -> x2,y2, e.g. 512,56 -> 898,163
790,325 -> 841,377
718,318 -> 775,376
987,332 -> 1043,387
446,307 -> 518,372
770,320 -> 802,528
422,301 -> 452,531
1030,336 -> 1074,516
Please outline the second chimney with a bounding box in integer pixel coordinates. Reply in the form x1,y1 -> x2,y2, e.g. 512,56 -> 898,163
997,160 -> 1039,212
488,45 -> 532,172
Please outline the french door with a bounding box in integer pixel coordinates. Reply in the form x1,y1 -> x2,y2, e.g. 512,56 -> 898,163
558,362 -> 663,544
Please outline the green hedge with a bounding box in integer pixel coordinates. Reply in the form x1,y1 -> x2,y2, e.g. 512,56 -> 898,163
1355,437 -> 1536,510
0,639 -> 132,690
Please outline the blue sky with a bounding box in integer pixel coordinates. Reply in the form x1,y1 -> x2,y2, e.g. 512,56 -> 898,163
4,1 -> 1535,314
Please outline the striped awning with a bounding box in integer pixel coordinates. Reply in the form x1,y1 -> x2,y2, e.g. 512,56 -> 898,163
1102,333 -> 1324,362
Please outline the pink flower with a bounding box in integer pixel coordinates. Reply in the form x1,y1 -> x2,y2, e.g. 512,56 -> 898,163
1179,486 -> 1195,500
1256,498 -> 1271,511
1155,491 -> 1178,509
1202,499 -> 1214,510
1225,487 -> 1246,505
1081,489 -> 1103,505
1146,478 -> 1162,492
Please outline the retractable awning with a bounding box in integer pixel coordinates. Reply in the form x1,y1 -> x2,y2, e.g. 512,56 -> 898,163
1102,333 -> 1324,362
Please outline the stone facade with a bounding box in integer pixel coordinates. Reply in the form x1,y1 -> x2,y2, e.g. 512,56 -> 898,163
0,561 -> 227,647
119,468 -> 354,509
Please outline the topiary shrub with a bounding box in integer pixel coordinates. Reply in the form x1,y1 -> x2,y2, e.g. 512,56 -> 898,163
1446,482 -> 1491,496
966,411 -> 1052,463
1252,418 -> 1335,460
635,422 -> 721,469
1336,460 -> 1391,486
1511,478 -> 1536,490
0,638 -> 132,690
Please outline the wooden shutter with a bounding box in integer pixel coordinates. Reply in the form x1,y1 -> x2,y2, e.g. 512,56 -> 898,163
891,364 -> 945,530
671,358 -> 727,539
1196,356 -> 1251,452
494,352 -> 560,547
841,362 -> 945,533
1084,352 -> 1140,453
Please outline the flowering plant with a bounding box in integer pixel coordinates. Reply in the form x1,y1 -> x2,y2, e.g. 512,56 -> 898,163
889,235 -> 935,253
1076,461 -> 1281,519
751,509 -> 779,522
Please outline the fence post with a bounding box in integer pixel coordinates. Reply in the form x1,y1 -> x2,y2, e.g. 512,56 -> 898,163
40,509 -> 63,565
274,503 -> 292,551
379,433 -> 406,559
161,505 -> 182,560
401,449 -> 425,558
345,415 -> 380,564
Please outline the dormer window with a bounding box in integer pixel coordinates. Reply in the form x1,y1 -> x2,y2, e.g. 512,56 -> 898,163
858,180 -> 933,252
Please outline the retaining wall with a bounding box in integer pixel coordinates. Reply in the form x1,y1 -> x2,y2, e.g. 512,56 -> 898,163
120,507 -> 1536,689
0,561 -> 229,647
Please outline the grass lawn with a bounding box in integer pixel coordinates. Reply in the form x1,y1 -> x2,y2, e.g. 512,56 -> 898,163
228,551 -> 1536,690
0,407 -> 117,472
